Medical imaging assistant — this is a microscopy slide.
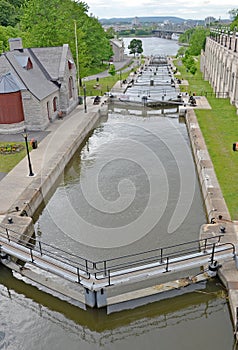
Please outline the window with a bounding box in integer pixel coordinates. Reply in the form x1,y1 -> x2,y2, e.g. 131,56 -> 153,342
68,60 -> 74,70
53,97 -> 58,112
68,76 -> 73,99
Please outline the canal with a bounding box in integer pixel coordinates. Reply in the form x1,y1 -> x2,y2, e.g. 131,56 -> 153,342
0,37 -> 236,349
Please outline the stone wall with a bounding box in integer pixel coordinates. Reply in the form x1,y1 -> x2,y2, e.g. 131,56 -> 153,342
201,30 -> 238,111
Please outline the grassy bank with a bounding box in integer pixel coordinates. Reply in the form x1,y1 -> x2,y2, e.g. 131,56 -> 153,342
0,142 -> 28,173
174,58 -> 238,219
83,71 -> 131,96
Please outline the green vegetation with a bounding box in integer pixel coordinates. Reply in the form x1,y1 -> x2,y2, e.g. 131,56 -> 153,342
177,27 -> 209,77
108,64 -> 116,76
128,39 -> 143,57
0,0 -> 24,27
174,58 -> 238,219
229,8 -> 238,30
118,28 -> 154,37
0,142 -> 29,173
0,0 -> 113,77
83,70 -> 131,96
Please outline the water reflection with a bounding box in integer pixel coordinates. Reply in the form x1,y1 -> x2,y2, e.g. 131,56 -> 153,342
0,265 -> 234,350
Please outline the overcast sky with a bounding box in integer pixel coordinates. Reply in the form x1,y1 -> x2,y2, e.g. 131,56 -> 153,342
86,0 -> 237,20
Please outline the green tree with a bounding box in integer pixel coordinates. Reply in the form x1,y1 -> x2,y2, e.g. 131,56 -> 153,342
188,28 -> 209,55
105,27 -> 116,39
229,8 -> 238,30
0,25 -> 20,52
178,28 -> 195,44
177,46 -> 186,57
108,63 -> 116,76
128,39 -> 143,56
0,0 -> 17,26
80,15 -> 113,74
19,0 -> 112,77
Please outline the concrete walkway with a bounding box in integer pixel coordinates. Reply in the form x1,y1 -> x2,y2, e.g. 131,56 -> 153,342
0,96 -> 109,218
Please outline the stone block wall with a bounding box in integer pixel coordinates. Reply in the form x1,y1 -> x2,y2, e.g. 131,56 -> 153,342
201,31 -> 238,110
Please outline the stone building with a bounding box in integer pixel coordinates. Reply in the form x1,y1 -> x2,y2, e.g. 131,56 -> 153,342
0,38 -> 78,133
110,38 -> 125,62
201,30 -> 238,112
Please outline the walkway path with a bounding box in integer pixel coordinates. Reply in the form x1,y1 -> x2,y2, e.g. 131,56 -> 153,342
83,56 -> 133,81
0,97 -> 109,218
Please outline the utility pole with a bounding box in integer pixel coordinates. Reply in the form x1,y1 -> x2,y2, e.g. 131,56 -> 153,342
74,20 -> 80,95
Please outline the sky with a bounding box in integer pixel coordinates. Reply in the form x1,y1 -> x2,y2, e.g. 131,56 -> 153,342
85,0 -> 237,20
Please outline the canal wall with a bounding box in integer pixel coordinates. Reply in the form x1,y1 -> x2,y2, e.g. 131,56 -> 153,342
201,30 -> 238,112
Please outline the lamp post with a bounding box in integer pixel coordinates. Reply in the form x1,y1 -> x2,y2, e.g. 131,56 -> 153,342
23,133 -> 34,176
83,85 -> 87,113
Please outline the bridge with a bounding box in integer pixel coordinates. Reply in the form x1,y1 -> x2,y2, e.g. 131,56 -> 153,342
0,223 -> 236,311
152,29 -> 184,40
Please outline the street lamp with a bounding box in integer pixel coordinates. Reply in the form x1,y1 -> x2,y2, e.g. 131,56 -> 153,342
22,133 -> 34,176
83,85 -> 87,113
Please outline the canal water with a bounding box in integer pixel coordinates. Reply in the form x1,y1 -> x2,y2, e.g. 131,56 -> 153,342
0,37 -> 236,349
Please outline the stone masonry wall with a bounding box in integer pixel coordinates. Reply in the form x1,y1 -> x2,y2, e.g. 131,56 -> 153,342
201,31 -> 238,111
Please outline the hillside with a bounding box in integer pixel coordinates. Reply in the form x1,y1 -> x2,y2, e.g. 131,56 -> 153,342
100,16 -> 200,25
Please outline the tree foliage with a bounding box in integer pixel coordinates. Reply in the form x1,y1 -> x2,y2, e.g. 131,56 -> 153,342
179,27 -> 209,56
128,39 -> 143,56
108,63 -> 116,76
229,8 -> 238,30
0,25 -> 20,53
0,0 -> 17,26
0,0 -> 24,26
18,0 -> 113,77
187,28 -> 209,55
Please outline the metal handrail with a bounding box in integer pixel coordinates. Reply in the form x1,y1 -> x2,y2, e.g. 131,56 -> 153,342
0,223 -> 235,288
94,242 -> 235,285
0,224 -> 95,276
94,235 -> 224,269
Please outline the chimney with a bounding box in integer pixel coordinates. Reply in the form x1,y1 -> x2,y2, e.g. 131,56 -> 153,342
8,38 -> 23,51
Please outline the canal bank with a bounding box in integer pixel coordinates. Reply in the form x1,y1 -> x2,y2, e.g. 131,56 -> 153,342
185,106 -> 238,338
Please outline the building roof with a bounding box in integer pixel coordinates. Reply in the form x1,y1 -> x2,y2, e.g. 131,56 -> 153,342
110,39 -> 124,49
0,43 -> 72,100
0,72 -> 26,93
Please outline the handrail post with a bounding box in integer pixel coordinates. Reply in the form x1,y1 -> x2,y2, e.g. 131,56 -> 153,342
210,243 -> 215,264
204,238 -> 208,252
77,267 -> 81,283
6,228 -> 10,242
108,269 -> 111,286
104,261 -> 107,276
85,260 -> 88,274
39,241 -> 43,256
30,248 -> 34,263
160,248 -> 163,264
165,257 -> 169,272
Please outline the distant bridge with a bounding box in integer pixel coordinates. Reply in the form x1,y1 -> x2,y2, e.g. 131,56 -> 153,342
152,29 -> 184,39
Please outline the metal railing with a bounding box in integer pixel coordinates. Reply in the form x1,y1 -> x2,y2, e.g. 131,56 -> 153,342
0,224 -> 235,288
93,235 -> 235,285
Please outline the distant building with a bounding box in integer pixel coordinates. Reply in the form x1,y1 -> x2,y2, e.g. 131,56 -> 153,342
110,38 -> 125,62
205,17 -> 216,26
0,38 -> 78,133
132,17 -> 140,27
